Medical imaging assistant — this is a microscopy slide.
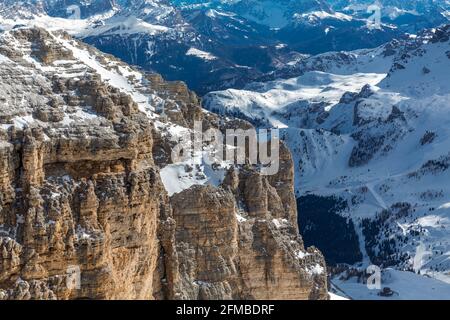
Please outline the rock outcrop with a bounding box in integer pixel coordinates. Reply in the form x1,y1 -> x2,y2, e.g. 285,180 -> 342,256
0,28 -> 327,300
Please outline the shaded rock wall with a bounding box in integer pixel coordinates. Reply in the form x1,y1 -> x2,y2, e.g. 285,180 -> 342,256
0,27 -> 328,300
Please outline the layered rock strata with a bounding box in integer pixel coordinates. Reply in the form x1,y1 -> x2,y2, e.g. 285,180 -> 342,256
0,28 -> 327,300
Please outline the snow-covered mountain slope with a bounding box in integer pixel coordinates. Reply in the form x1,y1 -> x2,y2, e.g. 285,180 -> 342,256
173,0 -> 450,55
204,71 -> 388,127
0,0 -> 46,19
333,268 -> 450,300
0,0 -> 296,94
204,25 -> 450,298
332,0 -> 450,19
45,0 -> 118,19
328,0 -> 450,45
0,26 -> 231,195
204,38 -> 399,125
173,0 -> 333,28
223,0 -> 333,29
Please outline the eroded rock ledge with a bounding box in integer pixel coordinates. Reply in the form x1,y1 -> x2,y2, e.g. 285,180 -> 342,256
0,28 -> 327,300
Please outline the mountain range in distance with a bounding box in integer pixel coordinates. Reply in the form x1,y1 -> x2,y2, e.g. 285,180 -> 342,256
1,0 -> 449,94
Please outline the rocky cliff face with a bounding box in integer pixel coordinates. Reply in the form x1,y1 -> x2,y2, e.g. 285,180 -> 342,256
0,28 -> 327,300
169,155 -> 326,300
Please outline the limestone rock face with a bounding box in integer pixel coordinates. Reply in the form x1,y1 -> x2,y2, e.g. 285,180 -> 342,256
0,28 -> 327,300
0,28 -> 167,300
169,177 -> 327,300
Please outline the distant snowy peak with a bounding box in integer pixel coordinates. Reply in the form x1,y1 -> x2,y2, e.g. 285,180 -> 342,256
0,1 -> 122,34
0,0 -> 46,19
380,25 -> 450,96
122,0 -> 184,26
0,0 -> 182,37
44,0 -> 119,19
333,0 -> 450,14
186,47 -> 217,60
294,10 -> 353,24
171,0 -> 333,28
0,0 -> 181,27
1,0 -> 448,94
205,24 -> 450,129
333,0 -> 450,25
204,24 -> 450,292
225,0 -> 333,28
264,24 -> 449,82
82,15 -> 171,37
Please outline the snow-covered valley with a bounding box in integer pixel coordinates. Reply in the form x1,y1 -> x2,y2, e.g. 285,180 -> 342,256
204,25 -> 450,299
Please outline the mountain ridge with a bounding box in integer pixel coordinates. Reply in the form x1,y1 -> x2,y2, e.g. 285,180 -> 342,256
0,26 -> 328,300
204,24 -> 450,298
2,0 -> 449,94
